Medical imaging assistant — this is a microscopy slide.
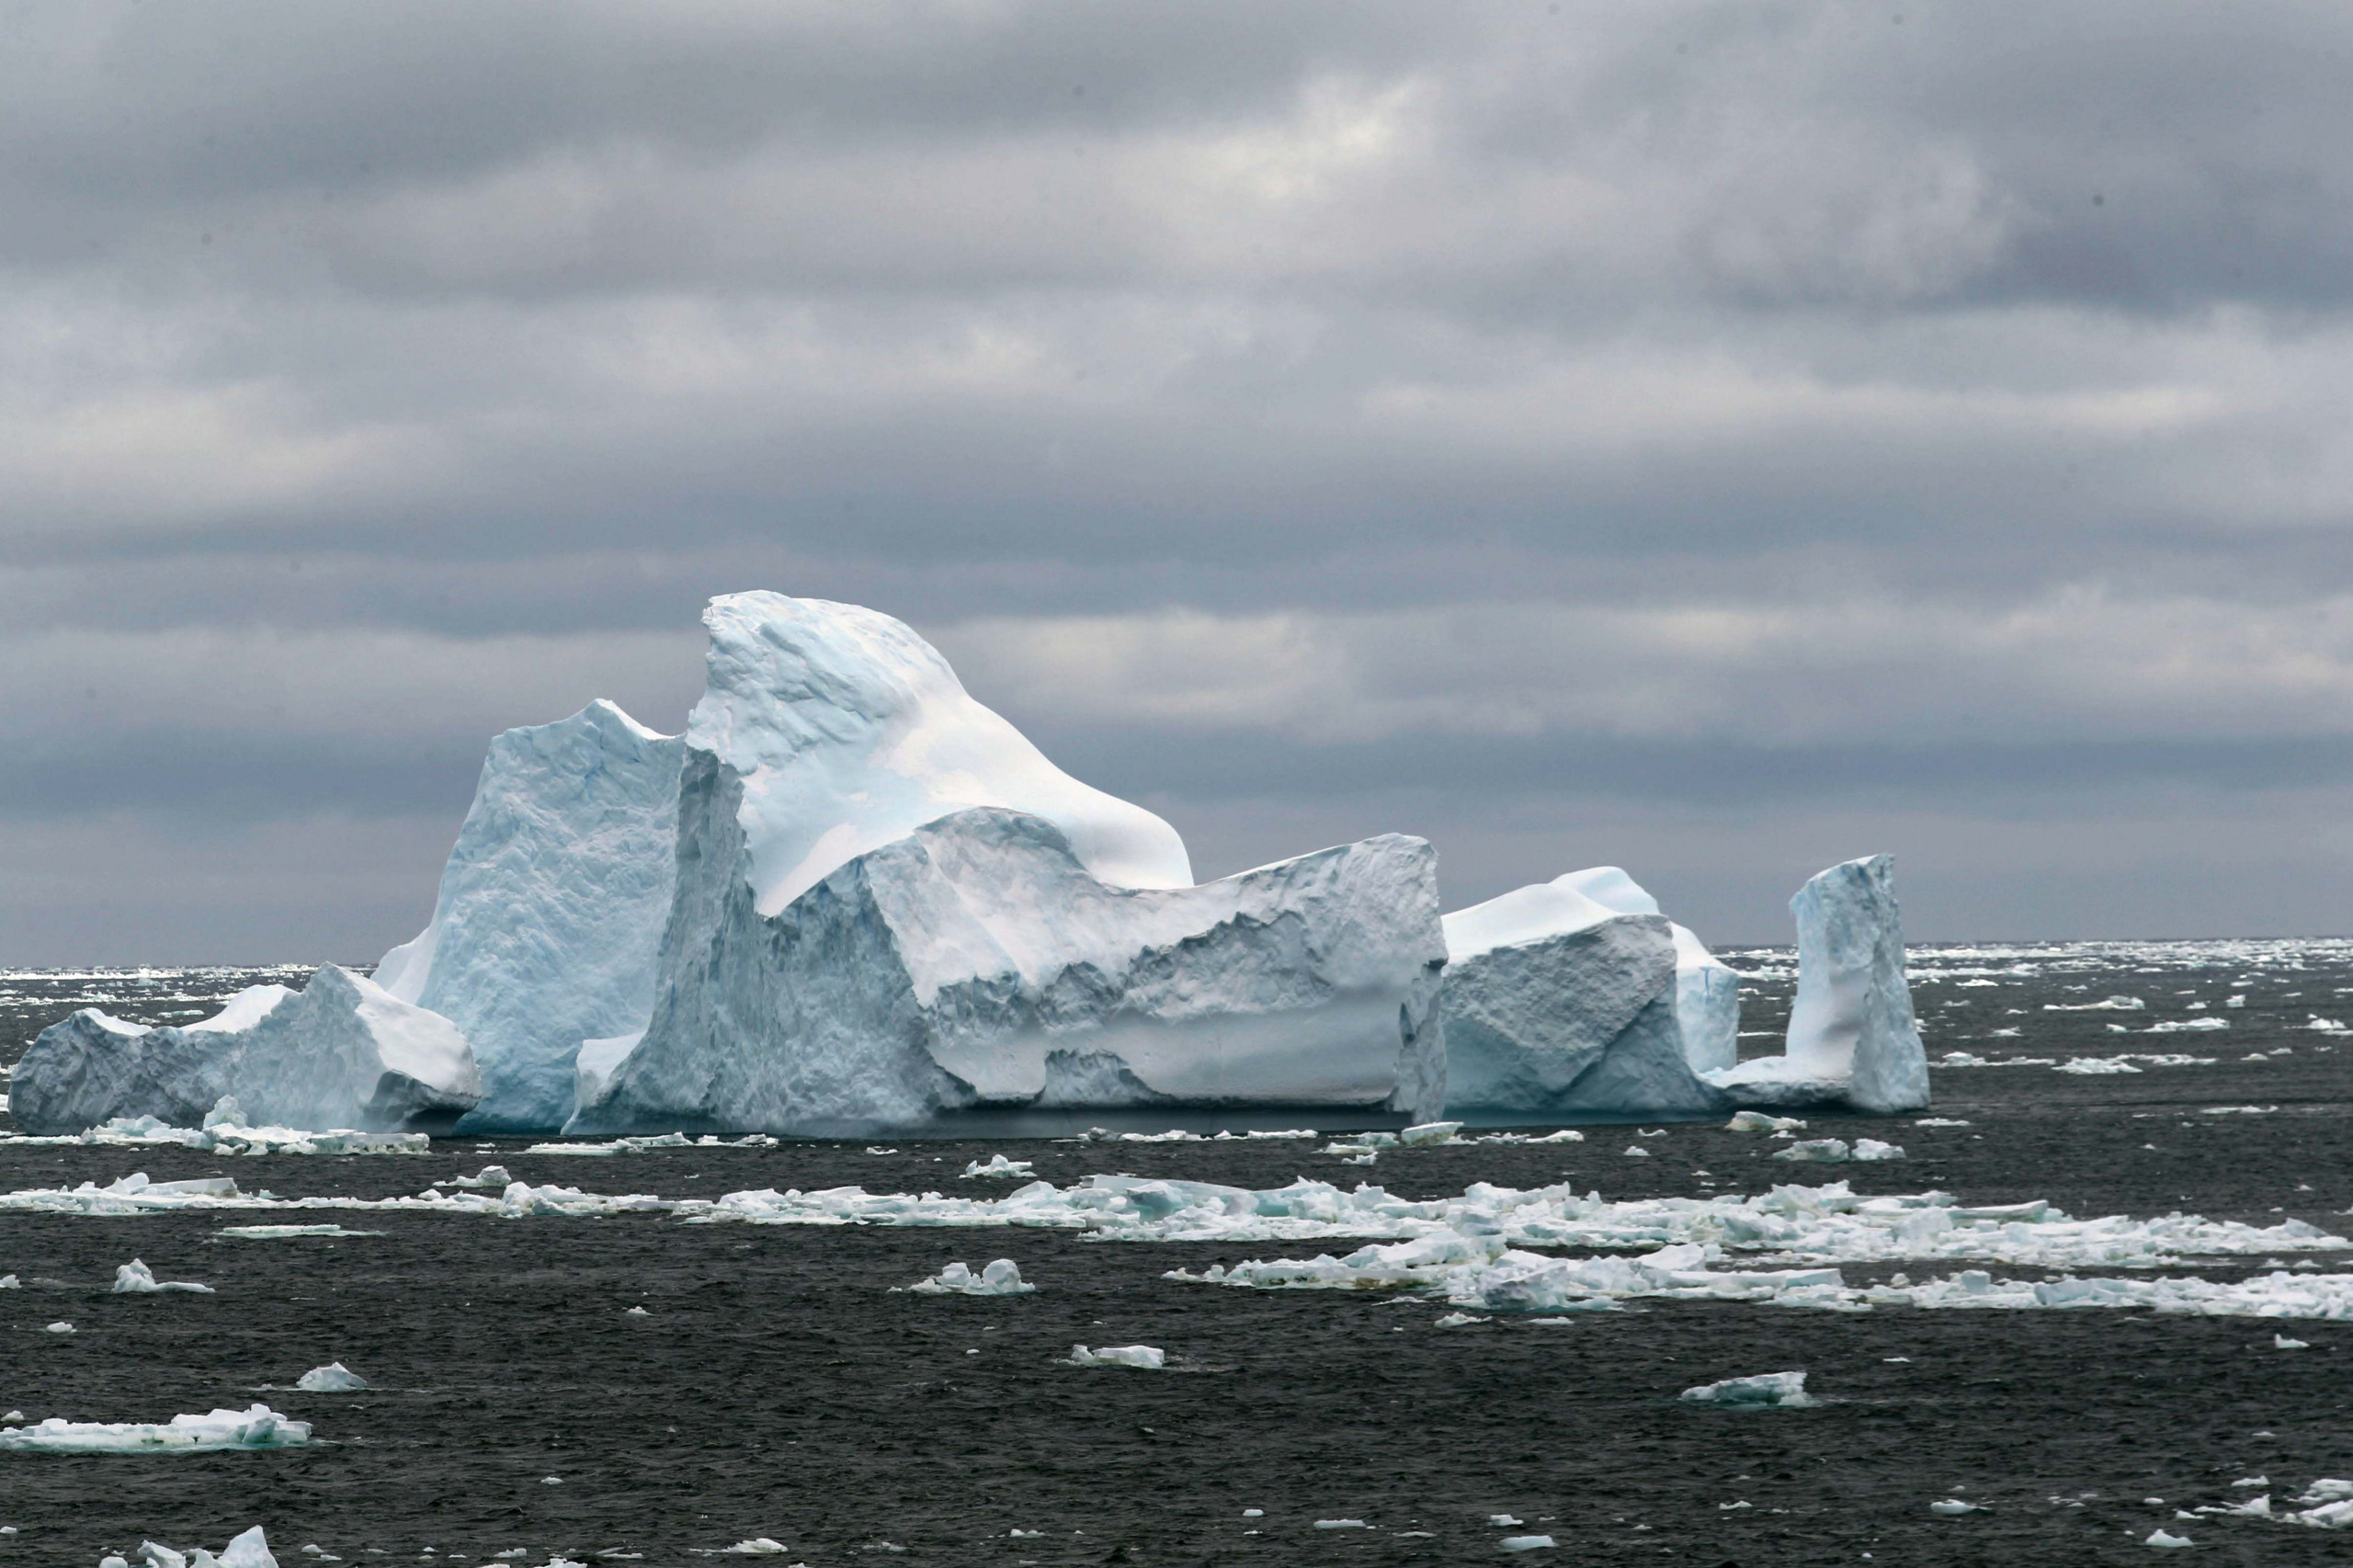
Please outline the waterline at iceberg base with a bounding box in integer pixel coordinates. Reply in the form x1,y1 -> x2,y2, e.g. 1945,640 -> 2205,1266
12,592 -> 1927,1137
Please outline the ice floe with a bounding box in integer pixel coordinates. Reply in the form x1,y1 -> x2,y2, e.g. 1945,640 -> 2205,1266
961,1155 -> 1035,1180
896,1259 -> 1033,1296
1770,1139 -> 1903,1163
1679,1370 -> 1815,1406
0,1404 -> 310,1452
111,1258 -> 212,1293
293,1363 -> 367,1392
1063,1344 -> 1165,1369
0,1098 -> 432,1155
102,1526 -> 278,1568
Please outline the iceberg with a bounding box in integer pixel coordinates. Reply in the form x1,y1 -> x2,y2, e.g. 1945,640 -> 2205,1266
1438,869 -> 1726,1122
1679,1371 -> 1816,1407
293,1362 -> 368,1392
1064,1344 -> 1165,1369
107,1528 -> 278,1568
572,594 -> 1446,1136
374,700 -> 686,1131
0,1403 -> 310,1453
899,1258 -> 1034,1295
1705,855 -> 1929,1114
9,966 -> 480,1135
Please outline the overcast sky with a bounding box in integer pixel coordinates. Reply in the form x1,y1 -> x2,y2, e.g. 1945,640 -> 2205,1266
6,0 -> 2352,961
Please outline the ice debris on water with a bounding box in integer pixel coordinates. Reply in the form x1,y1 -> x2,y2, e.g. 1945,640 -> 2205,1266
104,1526 -> 278,1568
1929,1499 -> 1985,1515
1678,1371 -> 1816,1407
45,1322 -> 74,1335
0,1097 -> 430,1156
2148,1017 -> 2231,1033
522,1134 -> 777,1156
0,1404 -> 309,1452
2055,1057 -> 2142,1075
1063,1344 -> 1165,1369
215,1225 -> 382,1240
294,1363 -> 367,1392
2145,1528 -> 2193,1547
1499,1535 -> 1556,1551
1728,1112 -> 1805,1133
445,1166 -> 514,1187
1435,1312 -> 1489,1327
112,1259 -> 212,1294
961,1155 -> 1035,1180
1311,1519 -> 1368,1529
1487,1516 -> 1521,1527
1770,1139 -> 1903,1163
718,1541 -> 791,1555
899,1259 -> 1033,1296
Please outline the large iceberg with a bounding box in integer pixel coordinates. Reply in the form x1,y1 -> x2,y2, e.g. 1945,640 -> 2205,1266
10,965 -> 480,1135
1438,871 -> 1723,1121
1547,867 -> 1740,1074
1706,854 -> 1928,1113
571,594 -> 1444,1135
373,699 -> 685,1130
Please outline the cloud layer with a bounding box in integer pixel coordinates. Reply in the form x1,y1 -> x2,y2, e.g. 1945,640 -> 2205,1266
6,1 -> 2351,959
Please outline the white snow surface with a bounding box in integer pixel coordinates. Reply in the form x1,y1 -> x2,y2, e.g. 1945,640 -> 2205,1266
0,1404 -> 309,1452
689,593 -> 1191,915
8,969 -> 480,1135
374,701 -> 686,1131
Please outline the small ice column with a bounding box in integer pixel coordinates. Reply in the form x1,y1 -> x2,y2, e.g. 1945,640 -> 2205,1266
1783,856 -> 1927,1113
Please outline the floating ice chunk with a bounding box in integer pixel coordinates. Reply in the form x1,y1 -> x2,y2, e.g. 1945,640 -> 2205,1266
2204,1105 -> 2277,1115
2044,996 -> 2144,1011
2144,1528 -> 2192,1547
1728,1112 -> 1805,1133
214,1225 -> 381,1240
1435,1312 -> 1489,1327
445,1166 -> 515,1187
112,1259 -> 213,1294
2055,1057 -> 2142,1075
1488,1515 -> 1521,1527
294,1363 -> 367,1392
1914,1118 -> 1970,1127
2295,1482 -> 2353,1506
2276,1334 -> 2310,1349
961,1156 -> 1035,1180
0,1273 -> 16,1288
1064,1344 -> 1165,1369
11,968 -> 479,1135
2148,1017 -> 2230,1033
901,1259 -> 1033,1296
0,1404 -> 310,1452
127,1528 -> 279,1568
2305,1017 -> 2348,1033
1678,1371 -> 1815,1407
1311,1519 -> 1368,1529
1400,1122 -> 1463,1146
1498,1537 -> 1555,1551
1772,1139 -> 1853,1163
45,1322 -> 74,1334
1929,1499 -> 1985,1515
1853,1140 -> 1904,1161
1622,1146 -> 1649,1157
718,1541 -> 791,1555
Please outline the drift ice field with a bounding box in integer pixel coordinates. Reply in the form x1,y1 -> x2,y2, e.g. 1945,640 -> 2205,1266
4,597 -> 2350,1563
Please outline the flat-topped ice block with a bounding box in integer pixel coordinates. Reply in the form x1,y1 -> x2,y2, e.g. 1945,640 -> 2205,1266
1438,869 -> 1727,1121
571,789 -> 1448,1137
10,965 -> 481,1134
373,699 -> 685,1131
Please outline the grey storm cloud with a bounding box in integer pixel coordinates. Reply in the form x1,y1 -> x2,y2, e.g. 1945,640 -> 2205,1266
3,0 -> 2351,960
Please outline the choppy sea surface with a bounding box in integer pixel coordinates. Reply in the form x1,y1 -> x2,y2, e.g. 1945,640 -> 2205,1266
3,941 -> 2351,1565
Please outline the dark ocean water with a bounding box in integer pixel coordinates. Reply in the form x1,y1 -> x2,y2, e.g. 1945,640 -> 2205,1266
4,943 -> 2353,1565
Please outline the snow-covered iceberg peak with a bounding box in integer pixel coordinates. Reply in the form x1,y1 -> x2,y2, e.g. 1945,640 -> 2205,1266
373,699 -> 686,1131
690,593 -> 1191,916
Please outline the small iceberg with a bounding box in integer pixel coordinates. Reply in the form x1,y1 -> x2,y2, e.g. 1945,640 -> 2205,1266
899,1259 -> 1034,1296
0,1403 -> 311,1452
1063,1344 -> 1165,1369
294,1363 -> 368,1392
961,1155 -> 1035,1180
112,1259 -> 214,1294
1678,1371 -> 1816,1408
101,1526 -> 278,1568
